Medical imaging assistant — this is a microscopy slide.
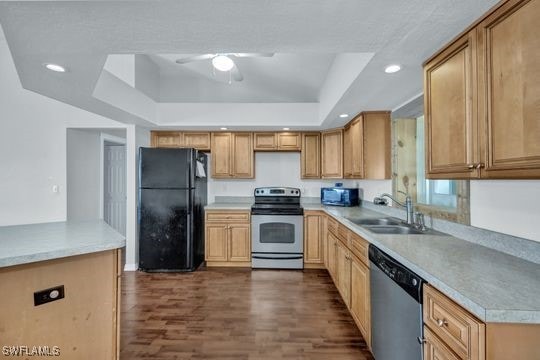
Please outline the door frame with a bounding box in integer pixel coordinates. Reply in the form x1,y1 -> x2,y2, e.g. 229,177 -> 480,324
99,133 -> 127,221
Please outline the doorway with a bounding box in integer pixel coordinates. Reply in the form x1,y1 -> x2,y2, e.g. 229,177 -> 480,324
103,142 -> 127,236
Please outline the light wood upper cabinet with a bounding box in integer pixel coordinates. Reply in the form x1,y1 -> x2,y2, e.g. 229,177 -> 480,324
304,211 -> 324,265
477,0 -> 540,178
151,131 -> 211,151
183,132 -> 211,151
425,0 -> 540,179
424,30 -> 479,179
344,117 -> 365,178
211,132 -> 254,179
363,112 -> 391,179
254,133 -> 278,150
321,129 -> 343,178
301,133 -> 321,179
254,132 -> 301,151
277,132 -> 301,151
151,131 -> 182,148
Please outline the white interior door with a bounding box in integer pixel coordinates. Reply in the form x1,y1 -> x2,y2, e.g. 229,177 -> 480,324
104,144 -> 126,236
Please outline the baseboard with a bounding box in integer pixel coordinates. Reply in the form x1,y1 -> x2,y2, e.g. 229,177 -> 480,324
303,263 -> 326,269
124,263 -> 138,271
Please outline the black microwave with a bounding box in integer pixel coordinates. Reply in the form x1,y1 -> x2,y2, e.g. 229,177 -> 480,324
321,187 -> 359,207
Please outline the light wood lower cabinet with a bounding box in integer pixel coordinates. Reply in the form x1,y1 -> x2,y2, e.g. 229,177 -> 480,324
205,210 -> 251,267
336,240 -> 351,307
324,215 -> 371,348
350,253 -> 371,346
424,327 -> 461,360
0,250 -> 121,360
303,211 -> 325,268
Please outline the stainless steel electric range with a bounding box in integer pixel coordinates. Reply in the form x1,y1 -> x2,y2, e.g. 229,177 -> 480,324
251,187 -> 304,269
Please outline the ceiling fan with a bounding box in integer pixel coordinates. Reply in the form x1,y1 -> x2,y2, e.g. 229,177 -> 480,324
175,53 -> 274,82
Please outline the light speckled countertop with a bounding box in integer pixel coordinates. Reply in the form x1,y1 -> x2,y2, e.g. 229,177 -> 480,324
206,201 -> 540,324
0,220 -> 125,268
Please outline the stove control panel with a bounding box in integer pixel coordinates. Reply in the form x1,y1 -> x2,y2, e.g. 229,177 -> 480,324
254,187 -> 301,197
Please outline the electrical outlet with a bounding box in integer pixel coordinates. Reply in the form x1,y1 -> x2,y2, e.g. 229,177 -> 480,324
34,285 -> 65,306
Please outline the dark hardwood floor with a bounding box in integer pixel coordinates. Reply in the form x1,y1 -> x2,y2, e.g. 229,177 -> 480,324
120,267 -> 373,359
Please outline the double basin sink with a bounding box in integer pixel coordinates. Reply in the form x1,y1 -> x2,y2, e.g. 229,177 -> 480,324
345,217 -> 427,235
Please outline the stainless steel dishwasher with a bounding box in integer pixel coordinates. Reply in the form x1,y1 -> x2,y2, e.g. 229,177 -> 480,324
369,244 -> 425,360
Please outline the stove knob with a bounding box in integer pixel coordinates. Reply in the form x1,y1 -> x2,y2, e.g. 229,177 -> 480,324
412,278 -> 418,286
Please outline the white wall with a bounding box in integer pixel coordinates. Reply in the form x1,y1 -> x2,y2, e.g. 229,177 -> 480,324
66,129 -> 101,220
0,33 -> 125,226
208,152 -> 392,203
470,180 -> 540,242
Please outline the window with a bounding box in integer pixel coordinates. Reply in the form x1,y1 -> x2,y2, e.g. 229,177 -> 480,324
392,101 -> 470,224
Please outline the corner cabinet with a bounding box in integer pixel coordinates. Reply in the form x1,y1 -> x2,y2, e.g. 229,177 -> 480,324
205,210 -> 251,267
424,0 -> 540,179
321,129 -> 343,178
211,132 -> 254,179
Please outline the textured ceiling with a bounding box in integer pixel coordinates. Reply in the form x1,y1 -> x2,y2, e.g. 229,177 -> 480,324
0,0 -> 500,128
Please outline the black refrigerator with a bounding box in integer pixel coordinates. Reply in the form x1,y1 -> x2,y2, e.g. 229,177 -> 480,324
138,148 -> 207,272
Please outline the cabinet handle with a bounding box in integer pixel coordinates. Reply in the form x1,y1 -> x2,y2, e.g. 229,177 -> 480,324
436,318 -> 448,327
417,337 -> 427,344
476,163 -> 485,169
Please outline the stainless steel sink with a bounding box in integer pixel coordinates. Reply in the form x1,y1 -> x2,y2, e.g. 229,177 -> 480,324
346,217 -> 402,226
363,225 -> 425,235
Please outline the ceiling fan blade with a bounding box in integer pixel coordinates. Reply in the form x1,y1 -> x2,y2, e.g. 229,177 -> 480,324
233,53 -> 274,58
175,54 -> 214,64
230,63 -> 243,82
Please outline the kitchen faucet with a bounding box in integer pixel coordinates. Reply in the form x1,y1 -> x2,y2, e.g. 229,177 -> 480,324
374,192 -> 414,226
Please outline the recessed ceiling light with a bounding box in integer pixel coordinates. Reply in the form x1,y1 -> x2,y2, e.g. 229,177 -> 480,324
212,55 -> 234,72
384,64 -> 401,74
283,127 -> 290,131
44,63 -> 66,72
220,127 -> 228,130
339,114 -> 349,118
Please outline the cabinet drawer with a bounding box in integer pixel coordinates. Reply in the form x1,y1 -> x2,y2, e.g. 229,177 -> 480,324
423,285 -> 485,360
349,232 -> 369,266
337,224 -> 350,243
205,211 -> 250,223
327,216 -> 339,236
424,327 -> 461,360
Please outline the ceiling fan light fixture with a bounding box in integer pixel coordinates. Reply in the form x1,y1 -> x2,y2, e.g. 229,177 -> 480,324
212,55 -> 234,72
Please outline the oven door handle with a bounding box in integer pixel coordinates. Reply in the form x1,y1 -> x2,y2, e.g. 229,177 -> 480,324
252,255 -> 304,260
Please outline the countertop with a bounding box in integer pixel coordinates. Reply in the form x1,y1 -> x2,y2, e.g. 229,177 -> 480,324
0,220 -> 126,268
205,201 -> 540,324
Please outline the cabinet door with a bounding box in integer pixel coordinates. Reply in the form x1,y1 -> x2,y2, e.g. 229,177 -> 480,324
327,232 -> 339,283
254,132 -> 277,151
211,133 -> 232,178
301,133 -> 321,178
343,126 -> 353,178
304,212 -> 323,264
205,224 -> 228,261
336,242 -> 351,307
321,129 -> 343,178
232,133 -> 254,178
278,132 -> 301,151
477,0 -> 540,178
228,224 -> 251,262
350,117 -> 364,178
151,131 -> 182,148
350,255 -> 371,346
424,30 -> 480,179
183,132 -> 211,151
424,327 -> 461,360
363,112 -> 390,179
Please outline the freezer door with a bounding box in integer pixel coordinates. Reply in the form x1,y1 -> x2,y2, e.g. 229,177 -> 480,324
139,188 -> 193,271
139,147 -> 193,189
